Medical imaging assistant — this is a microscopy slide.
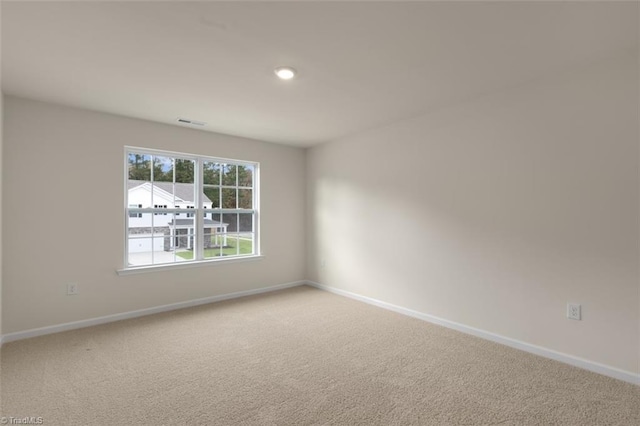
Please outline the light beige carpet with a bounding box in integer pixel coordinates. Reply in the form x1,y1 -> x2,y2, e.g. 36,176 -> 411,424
1,285 -> 638,425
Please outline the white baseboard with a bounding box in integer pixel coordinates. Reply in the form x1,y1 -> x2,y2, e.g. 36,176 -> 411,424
305,281 -> 640,386
3,279 -> 638,386
0,280 -> 305,345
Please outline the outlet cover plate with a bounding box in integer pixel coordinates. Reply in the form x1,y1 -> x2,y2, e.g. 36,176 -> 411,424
567,303 -> 581,320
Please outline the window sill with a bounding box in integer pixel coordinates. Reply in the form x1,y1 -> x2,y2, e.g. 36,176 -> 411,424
116,255 -> 264,275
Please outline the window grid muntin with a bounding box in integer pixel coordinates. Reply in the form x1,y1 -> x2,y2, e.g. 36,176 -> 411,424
125,147 -> 258,268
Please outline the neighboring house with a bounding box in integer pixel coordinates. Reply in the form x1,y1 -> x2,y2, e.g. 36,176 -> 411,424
128,180 -> 228,252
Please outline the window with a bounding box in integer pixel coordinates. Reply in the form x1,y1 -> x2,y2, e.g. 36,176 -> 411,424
154,205 -> 168,215
125,147 -> 259,269
128,204 -> 142,218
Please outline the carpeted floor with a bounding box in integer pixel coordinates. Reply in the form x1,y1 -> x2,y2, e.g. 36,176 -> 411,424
1,285 -> 638,425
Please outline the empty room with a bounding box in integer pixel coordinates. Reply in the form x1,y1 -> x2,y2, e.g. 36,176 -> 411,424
0,1 -> 639,425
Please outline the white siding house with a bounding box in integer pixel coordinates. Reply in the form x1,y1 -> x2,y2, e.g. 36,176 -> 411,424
127,181 -> 228,250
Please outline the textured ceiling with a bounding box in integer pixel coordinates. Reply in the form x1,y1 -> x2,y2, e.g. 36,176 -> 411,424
2,1 -> 637,146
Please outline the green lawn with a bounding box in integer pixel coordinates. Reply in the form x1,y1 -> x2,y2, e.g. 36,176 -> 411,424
176,236 -> 253,260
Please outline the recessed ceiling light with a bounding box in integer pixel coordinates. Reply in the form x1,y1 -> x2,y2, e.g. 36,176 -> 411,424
274,66 -> 297,80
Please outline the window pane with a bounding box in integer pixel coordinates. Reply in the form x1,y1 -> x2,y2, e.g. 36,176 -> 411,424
202,233 -> 253,258
152,237 -> 173,265
238,189 -> 252,209
128,153 -> 151,181
153,156 -> 173,182
203,162 -> 220,185
168,215 -> 195,234
222,188 -> 236,209
174,182 -> 195,209
174,233 -> 196,261
128,214 -> 175,266
203,185 -> 220,209
238,165 -> 253,187
225,234 -> 240,256
128,181 -> 152,207
169,208 -> 196,260
226,233 -> 254,256
127,237 -> 154,266
152,212 -> 173,235
128,204 -> 142,218
220,213 -> 237,233
128,213 -> 153,236
205,214 -> 225,259
207,235 -> 224,258
150,181 -> 175,208
238,213 -> 254,233
175,159 -> 195,184
128,232 -> 166,264
203,226 -> 223,258
222,164 -> 237,186
238,233 -> 254,255
203,225 -> 214,250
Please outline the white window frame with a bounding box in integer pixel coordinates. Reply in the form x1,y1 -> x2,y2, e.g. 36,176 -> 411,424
119,146 -> 261,274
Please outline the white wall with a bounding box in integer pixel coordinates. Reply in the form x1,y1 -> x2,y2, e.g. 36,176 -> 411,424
1,4 -> 4,339
0,93 -> 3,339
2,97 -> 306,334
307,51 -> 639,375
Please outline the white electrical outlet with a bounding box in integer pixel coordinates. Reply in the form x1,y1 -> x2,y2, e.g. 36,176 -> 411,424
321,259 -> 326,268
67,283 -> 79,295
567,303 -> 581,320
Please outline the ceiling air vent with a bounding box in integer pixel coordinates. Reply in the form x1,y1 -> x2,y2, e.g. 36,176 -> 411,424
177,118 -> 206,126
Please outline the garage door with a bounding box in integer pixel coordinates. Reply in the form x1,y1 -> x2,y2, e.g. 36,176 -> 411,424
128,234 -> 165,253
